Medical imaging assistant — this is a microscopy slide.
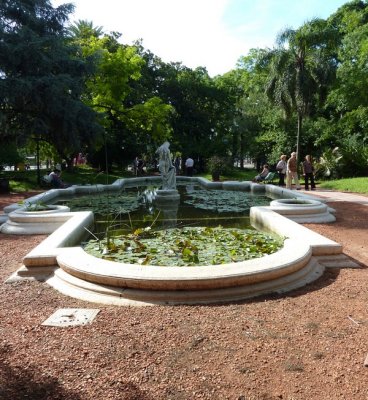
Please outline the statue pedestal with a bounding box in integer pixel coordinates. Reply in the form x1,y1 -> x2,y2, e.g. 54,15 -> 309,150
155,189 -> 180,203
154,190 -> 180,228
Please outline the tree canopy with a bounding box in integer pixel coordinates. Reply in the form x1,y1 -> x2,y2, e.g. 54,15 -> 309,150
0,0 -> 102,166
1,0 -> 367,177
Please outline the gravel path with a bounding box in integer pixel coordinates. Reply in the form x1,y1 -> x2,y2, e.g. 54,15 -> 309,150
1,191 -> 368,400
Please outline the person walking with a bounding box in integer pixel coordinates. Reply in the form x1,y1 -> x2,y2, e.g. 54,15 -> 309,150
286,152 -> 301,190
174,156 -> 181,174
276,155 -> 287,187
302,155 -> 316,190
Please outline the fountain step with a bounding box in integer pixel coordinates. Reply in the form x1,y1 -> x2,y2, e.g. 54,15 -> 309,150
315,254 -> 362,269
46,258 -> 325,306
6,265 -> 57,283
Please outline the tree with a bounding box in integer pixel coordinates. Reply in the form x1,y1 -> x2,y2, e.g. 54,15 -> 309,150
68,19 -> 104,39
154,63 -> 233,168
69,30 -> 175,168
0,0 -> 102,169
262,19 -> 337,164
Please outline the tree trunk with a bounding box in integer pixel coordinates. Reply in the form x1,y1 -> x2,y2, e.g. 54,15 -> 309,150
240,132 -> 244,169
296,112 -> 302,171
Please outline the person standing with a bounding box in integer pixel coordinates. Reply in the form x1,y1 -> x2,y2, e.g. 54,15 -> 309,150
133,156 -> 139,176
286,152 -> 301,190
137,157 -> 144,175
174,156 -> 181,174
302,155 -> 316,190
185,157 -> 194,176
276,155 -> 287,187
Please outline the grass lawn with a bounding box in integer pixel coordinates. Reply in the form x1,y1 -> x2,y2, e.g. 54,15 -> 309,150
318,177 -> 368,194
1,165 -> 131,192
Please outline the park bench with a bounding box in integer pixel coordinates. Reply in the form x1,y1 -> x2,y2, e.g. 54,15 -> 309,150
263,172 -> 277,184
40,174 -> 52,188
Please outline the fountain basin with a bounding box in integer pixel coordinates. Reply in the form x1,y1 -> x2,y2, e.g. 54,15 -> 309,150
4,178 -> 346,305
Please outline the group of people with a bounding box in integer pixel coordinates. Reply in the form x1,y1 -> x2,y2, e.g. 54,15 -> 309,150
172,156 -> 194,176
276,152 -> 316,190
255,152 -> 316,191
133,151 -> 195,178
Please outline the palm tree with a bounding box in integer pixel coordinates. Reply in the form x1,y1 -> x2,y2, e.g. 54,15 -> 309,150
262,19 -> 337,165
68,20 -> 104,39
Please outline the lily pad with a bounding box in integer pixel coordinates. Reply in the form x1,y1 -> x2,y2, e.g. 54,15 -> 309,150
184,188 -> 269,213
65,192 -> 142,215
83,226 -> 284,267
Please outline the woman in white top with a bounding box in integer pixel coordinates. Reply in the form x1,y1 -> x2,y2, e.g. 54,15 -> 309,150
276,155 -> 287,187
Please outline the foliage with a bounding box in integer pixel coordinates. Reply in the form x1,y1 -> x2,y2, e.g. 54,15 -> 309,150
145,62 -> 235,167
84,226 -> 283,267
206,156 -> 232,176
0,0 -> 102,164
70,27 -> 174,167
19,201 -> 48,211
2,1 -> 368,180
327,1 -> 368,111
314,147 -> 342,179
338,134 -> 368,176
315,135 -> 368,178
0,142 -> 24,170
261,19 -> 338,164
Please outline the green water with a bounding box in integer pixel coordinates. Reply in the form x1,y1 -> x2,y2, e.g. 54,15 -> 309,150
58,184 -> 271,238
57,184 -> 280,266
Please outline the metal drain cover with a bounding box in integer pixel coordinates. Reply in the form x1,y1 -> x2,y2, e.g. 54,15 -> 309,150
42,308 -> 100,327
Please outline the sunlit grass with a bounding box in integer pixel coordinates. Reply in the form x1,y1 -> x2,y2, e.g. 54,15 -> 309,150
319,177 -> 368,194
199,168 -> 257,182
2,165 -> 131,192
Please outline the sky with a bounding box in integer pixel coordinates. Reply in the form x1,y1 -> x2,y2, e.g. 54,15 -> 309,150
52,0 -> 349,76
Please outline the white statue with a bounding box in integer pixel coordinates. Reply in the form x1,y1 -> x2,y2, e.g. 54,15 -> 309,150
156,141 -> 176,190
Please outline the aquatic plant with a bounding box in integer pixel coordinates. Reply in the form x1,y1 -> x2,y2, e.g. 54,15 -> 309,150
83,226 -> 283,267
184,188 -> 269,213
65,191 -> 142,215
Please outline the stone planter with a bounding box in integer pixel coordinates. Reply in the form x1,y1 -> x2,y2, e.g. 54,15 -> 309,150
269,198 -> 336,223
0,205 -> 71,235
211,171 -> 221,182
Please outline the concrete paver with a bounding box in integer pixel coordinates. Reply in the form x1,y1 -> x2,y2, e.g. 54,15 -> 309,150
300,189 -> 368,205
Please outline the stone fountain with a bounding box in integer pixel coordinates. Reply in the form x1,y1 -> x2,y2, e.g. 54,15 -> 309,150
2,173 -> 355,306
154,141 -> 180,202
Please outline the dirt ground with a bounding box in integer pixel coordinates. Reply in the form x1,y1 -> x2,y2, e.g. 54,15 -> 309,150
1,191 -> 368,400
